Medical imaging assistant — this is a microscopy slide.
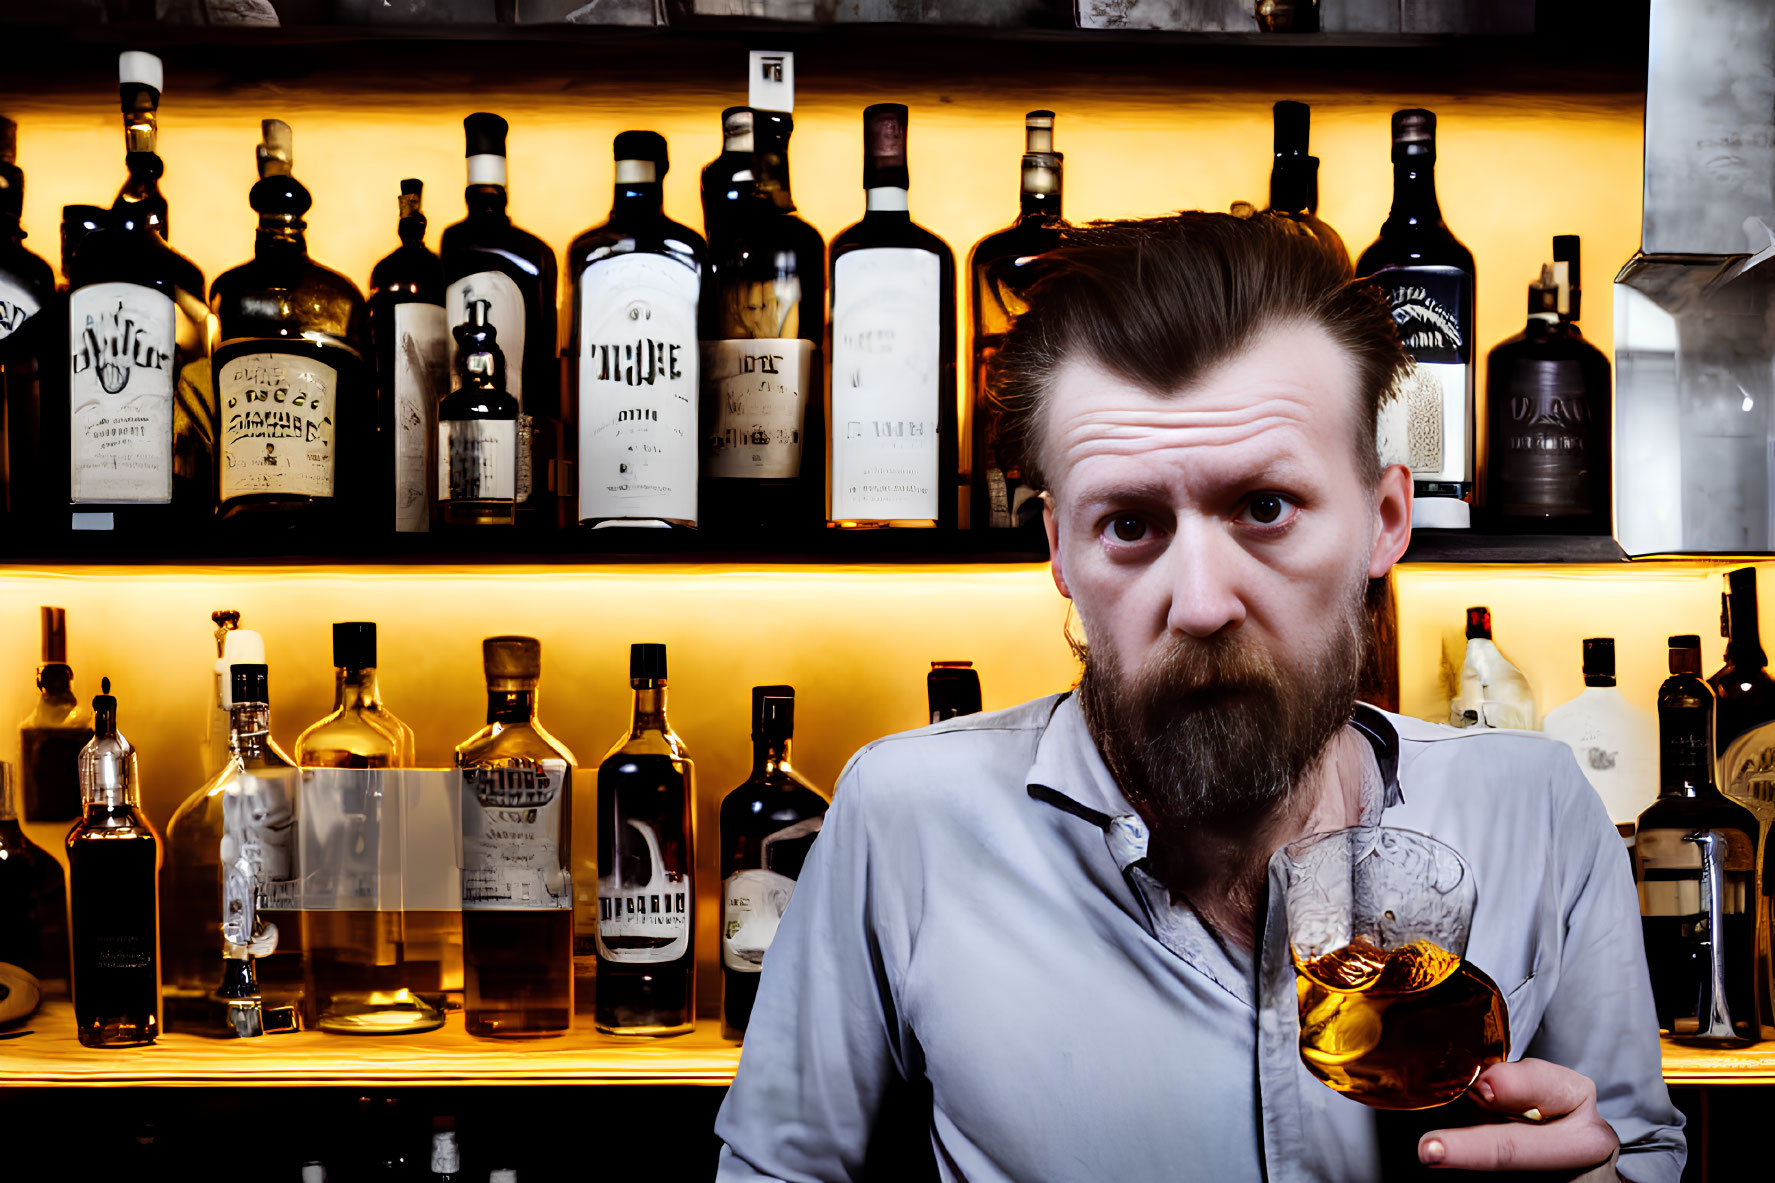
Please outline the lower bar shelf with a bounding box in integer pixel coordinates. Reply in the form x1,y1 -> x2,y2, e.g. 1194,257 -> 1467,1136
1658,1039 -> 1775,1088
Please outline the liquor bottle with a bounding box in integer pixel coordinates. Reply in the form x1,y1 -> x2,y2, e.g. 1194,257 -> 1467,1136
0,761 -> 69,990
436,300 -> 520,529
1483,237 -> 1613,533
369,178 -> 447,535
211,120 -> 370,529
456,636 -> 575,1037
441,114 -> 561,529
1541,638 -> 1658,827
1709,567 -> 1775,756
1448,606 -> 1534,729
700,98 -> 827,533
161,662 -> 304,1031
0,116 -> 56,524
829,103 -> 959,530
1635,635 -> 1761,1044
18,606 -> 93,821
701,106 -> 756,252
429,1131 -> 461,1183
967,110 -> 1066,534
67,677 -> 160,1046
199,610 -> 263,778
719,685 -> 828,1039
1263,100 -> 1345,258
1356,108 -> 1476,529
570,131 -> 707,529
64,51 -> 214,533
296,622 -> 415,768
928,660 -> 982,723
592,642 -> 695,1035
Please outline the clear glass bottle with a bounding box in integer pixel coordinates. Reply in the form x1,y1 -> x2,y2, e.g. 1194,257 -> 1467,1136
570,131 -> 708,530
457,636 -> 575,1037
1263,100 -> 1345,256
210,119 -> 369,529
592,642 -> 696,1036
67,677 -> 161,1046
161,662 -> 304,1032
369,178 -> 447,535
1448,606 -> 1535,729
1541,637 -> 1658,827
19,606 -> 93,822
967,110 -> 1066,535
296,622 -> 414,769
436,300 -> 520,530
928,660 -> 982,724
829,103 -> 959,530
719,685 -> 827,1039
0,115 -> 57,526
1709,567 -> 1775,756
0,760 -> 69,991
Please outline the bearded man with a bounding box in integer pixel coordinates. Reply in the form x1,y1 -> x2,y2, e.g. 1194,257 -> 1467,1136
714,214 -> 1684,1182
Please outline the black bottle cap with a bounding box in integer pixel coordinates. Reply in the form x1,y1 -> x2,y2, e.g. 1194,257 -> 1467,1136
1391,108 -> 1436,162
753,684 -> 795,741
1727,565 -> 1758,603
863,103 -> 910,191
1464,606 -> 1492,640
1273,100 -> 1310,155
1670,634 -> 1701,649
614,130 -> 669,169
1668,635 -> 1703,677
464,113 -> 508,159
231,663 -> 270,706
333,622 -> 377,669
928,661 -> 982,720
1581,637 -> 1616,685
401,177 -> 423,197
630,642 -> 668,681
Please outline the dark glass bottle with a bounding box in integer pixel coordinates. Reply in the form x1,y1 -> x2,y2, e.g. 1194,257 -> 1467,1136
0,116 -> 56,526
67,677 -> 161,1047
700,107 -> 827,534
1356,108 -> 1477,530
440,114 -> 561,531
210,120 -> 369,531
437,300 -> 520,529
369,178 -> 448,535
0,760 -> 69,990
30,205 -> 106,537
64,51 -> 214,535
928,660 -> 982,723
1483,236 -> 1613,534
570,131 -> 707,530
1635,635 -> 1761,1045
1264,100 -> 1345,258
829,104 -> 958,530
593,643 -> 695,1036
1710,567 -> 1775,756
719,685 -> 828,1039
701,106 -> 756,253
19,605 -> 92,822
967,110 -> 1066,535
456,636 -> 575,1038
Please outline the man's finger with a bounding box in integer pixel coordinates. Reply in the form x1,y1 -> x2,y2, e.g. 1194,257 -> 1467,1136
1466,1058 -> 1596,1119
1419,1118 -> 1618,1173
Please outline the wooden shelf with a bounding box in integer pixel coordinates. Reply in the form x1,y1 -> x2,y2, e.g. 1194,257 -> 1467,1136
1658,1039 -> 1775,1088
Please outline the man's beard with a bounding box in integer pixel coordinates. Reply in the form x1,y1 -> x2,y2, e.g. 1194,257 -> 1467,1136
1076,574 -> 1372,840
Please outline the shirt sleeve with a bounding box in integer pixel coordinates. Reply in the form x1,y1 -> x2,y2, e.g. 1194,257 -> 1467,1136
1526,760 -> 1686,1183
714,753 -> 910,1182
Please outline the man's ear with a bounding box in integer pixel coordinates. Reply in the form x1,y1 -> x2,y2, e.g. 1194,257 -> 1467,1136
1369,464 -> 1413,578
1043,493 -> 1072,600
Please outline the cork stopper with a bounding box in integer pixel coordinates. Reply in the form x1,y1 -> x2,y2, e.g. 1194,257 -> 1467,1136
483,636 -> 541,688
40,606 -> 67,664
258,119 -> 293,178
398,177 -> 423,221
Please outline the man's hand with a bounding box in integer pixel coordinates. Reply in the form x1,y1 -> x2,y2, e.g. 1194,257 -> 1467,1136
1418,1059 -> 1620,1174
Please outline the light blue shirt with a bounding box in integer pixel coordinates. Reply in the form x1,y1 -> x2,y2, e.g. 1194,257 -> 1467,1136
715,694 -> 1685,1182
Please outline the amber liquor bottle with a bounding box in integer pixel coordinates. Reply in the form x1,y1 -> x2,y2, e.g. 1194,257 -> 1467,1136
1710,567 -> 1775,756
369,179 -> 448,534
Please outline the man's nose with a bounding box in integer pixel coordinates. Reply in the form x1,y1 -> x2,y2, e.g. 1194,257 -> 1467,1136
1161,521 -> 1247,639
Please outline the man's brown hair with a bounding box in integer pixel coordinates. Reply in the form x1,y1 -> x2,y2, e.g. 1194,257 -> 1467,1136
988,212 -> 1409,493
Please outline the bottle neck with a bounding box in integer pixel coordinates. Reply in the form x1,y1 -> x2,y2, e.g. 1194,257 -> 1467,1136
486,688 -> 536,725
612,181 -> 665,221
756,128 -> 797,214
1386,160 -> 1444,227
752,734 -> 791,776
1269,159 -> 1316,216
398,214 -> 427,247
255,215 -> 308,255
116,154 -> 169,239
1583,675 -> 1617,689
630,681 -> 669,736
1726,602 -> 1768,671
229,703 -> 273,759
866,186 -> 910,215
1019,187 -> 1062,222
335,666 -> 385,712
464,184 -> 510,222
36,663 -> 77,708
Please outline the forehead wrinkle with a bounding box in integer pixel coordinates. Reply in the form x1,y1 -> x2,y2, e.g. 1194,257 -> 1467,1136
1054,401 -> 1319,462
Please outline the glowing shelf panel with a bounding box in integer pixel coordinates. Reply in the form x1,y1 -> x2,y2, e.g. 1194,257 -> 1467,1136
1658,1040 -> 1775,1088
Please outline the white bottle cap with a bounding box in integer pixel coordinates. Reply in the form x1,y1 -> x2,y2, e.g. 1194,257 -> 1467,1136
489,1172 -> 517,1183
300,1165 -> 326,1183
217,629 -> 266,709
431,1131 -> 460,1174
119,51 -> 164,92
749,50 -> 794,113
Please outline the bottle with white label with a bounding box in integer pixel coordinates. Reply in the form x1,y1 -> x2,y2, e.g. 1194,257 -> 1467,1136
700,97 -> 827,534
0,116 -> 56,526
369,178 -> 446,535
829,103 -> 958,529
590,643 -> 696,1035
63,51 -> 214,534
570,131 -> 708,530
440,114 -> 560,529
436,299 -> 519,529
1357,108 -> 1476,529
1449,605 -> 1536,730
210,119 -> 369,529
1543,637 -> 1657,828
718,685 -> 827,1040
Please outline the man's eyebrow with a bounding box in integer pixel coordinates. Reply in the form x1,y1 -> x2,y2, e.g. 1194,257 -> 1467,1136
1071,459 -> 1318,513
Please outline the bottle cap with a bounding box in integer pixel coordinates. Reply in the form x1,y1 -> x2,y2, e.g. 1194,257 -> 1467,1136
1024,108 -> 1055,154
1390,108 -> 1436,161
301,1165 -> 326,1183
753,684 -> 795,741
863,103 -> 910,190
928,661 -> 982,720
1273,99 -> 1310,155
93,675 -> 117,735
749,49 -> 794,113
489,1171 -> 517,1183
1669,634 -> 1701,649
430,1131 -> 460,1175
1668,634 -> 1702,676
615,129 -> 669,165
721,106 -> 755,152
258,118 -> 293,177
483,636 -> 541,688
231,663 -> 270,706
218,630 -> 266,708
40,606 -> 67,664
398,177 -> 423,220
630,642 -> 668,682
1581,637 -> 1616,684
118,50 -> 164,93
1464,606 -> 1492,640
464,112 -> 508,158
332,622 -> 377,670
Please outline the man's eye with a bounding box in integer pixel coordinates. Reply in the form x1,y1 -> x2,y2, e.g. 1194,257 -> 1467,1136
1109,515 -> 1147,542
1239,493 -> 1297,528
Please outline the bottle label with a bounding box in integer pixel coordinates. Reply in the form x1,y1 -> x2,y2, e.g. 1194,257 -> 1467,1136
703,338 -> 813,479
393,302 -> 448,532
439,418 -> 517,502
1494,356 -> 1593,514
243,770 -> 302,913
0,274 -> 43,343
830,247 -> 942,521
596,817 -> 691,963
68,281 -> 177,504
721,815 -> 823,972
1635,826 -> 1754,915
446,271 -> 526,405
1370,266 -> 1470,484
460,761 -> 572,911
576,253 -> 700,524
218,351 -> 339,501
